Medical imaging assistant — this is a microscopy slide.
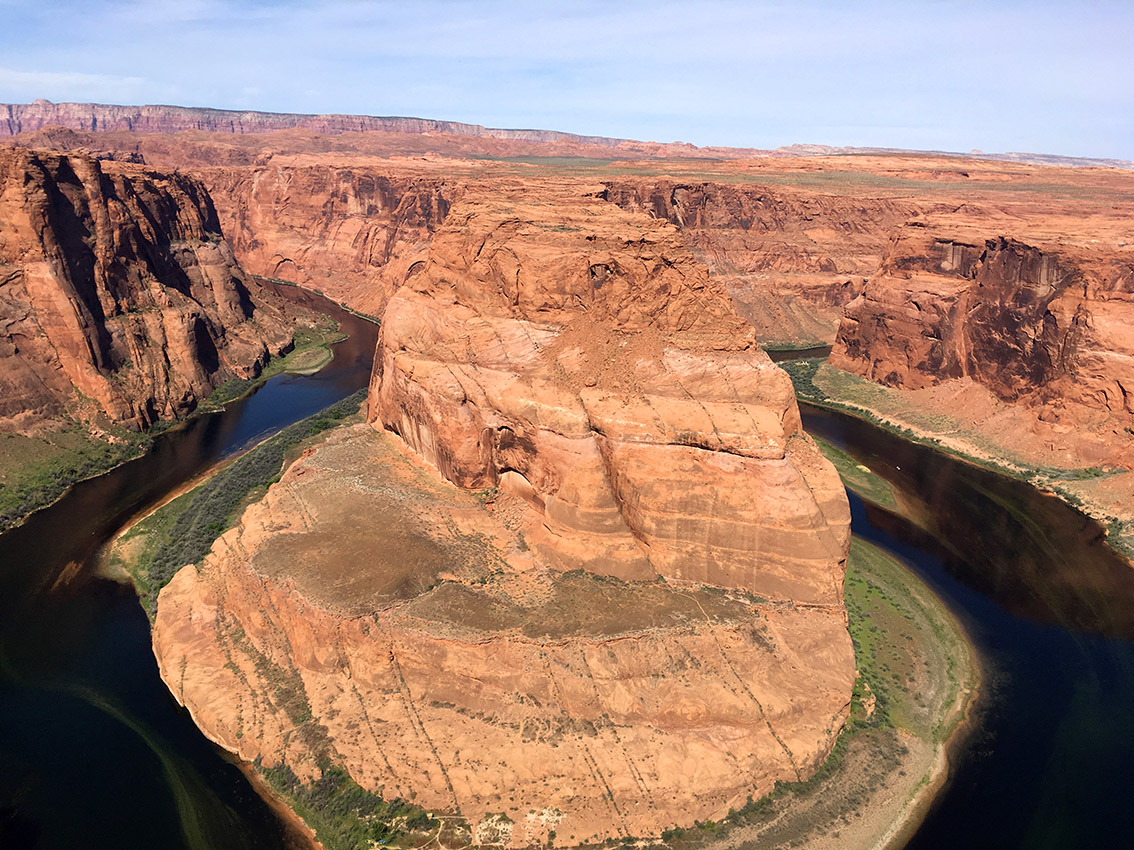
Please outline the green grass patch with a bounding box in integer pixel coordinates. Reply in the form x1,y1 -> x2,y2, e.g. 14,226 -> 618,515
812,436 -> 898,510
114,390 -> 368,616
0,424 -> 150,530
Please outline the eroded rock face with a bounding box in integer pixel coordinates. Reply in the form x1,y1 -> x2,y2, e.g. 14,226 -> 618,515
200,160 -> 455,316
603,179 -> 914,342
831,220 -> 1134,417
0,147 -> 292,430
1,146 -> 292,432
154,425 -> 854,846
371,180 -> 851,600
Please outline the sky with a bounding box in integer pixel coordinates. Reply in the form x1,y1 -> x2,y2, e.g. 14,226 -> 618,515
1,0 -> 1132,159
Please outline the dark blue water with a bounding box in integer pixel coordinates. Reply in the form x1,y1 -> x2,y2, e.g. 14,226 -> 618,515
0,282 -> 378,850
801,403 -> 1134,849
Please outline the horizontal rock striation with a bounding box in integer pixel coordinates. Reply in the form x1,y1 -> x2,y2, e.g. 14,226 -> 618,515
371,180 -> 851,600
0,146 -> 290,430
831,221 -> 1134,417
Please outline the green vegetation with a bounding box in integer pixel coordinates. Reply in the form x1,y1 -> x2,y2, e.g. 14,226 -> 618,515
256,762 -> 446,850
110,390 -> 368,615
0,423 -> 150,530
811,436 -> 898,510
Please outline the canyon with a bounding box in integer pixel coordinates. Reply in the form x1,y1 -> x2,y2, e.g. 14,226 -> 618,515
3,101 -> 1134,848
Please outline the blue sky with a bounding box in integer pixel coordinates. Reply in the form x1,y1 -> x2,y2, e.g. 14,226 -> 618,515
1,0 -> 1131,159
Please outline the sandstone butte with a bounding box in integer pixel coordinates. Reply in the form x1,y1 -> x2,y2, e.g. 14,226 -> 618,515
152,179 -> 856,846
0,145 -> 292,432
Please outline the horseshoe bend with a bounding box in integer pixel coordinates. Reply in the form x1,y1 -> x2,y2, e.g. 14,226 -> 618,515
151,180 -> 856,846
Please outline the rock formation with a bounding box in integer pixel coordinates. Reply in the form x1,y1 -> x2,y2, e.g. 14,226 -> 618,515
831,217 -> 1134,419
371,180 -> 851,595
0,146 -> 291,431
153,179 -> 854,846
199,160 -> 455,316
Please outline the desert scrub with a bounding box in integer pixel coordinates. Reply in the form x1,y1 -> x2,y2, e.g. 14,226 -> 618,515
0,423 -> 150,531
256,762 -> 447,850
114,389 -> 368,616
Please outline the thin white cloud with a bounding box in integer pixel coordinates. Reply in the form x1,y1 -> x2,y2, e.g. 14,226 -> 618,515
0,0 -> 1131,158
0,67 -> 153,103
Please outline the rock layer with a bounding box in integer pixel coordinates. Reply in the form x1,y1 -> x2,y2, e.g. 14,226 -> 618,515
832,218 -> 1134,419
0,147 -> 291,430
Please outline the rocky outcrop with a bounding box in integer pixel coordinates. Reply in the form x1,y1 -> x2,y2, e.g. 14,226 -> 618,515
0,147 -> 290,430
153,179 -> 854,846
371,180 -> 851,597
831,220 -> 1134,418
199,160 -> 455,316
603,180 -> 915,342
154,424 -> 854,847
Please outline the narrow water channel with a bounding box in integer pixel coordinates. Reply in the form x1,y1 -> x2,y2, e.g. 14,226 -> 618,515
801,403 -> 1134,849
0,282 -> 378,850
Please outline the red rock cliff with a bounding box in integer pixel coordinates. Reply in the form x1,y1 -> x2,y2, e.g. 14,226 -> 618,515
0,147 -> 290,430
371,178 -> 851,600
831,219 -> 1134,418
199,158 -> 455,316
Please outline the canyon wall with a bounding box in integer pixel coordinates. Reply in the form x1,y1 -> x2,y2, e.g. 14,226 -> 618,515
831,219 -> 1134,419
0,147 -> 290,431
198,160 -> 455,316
603,179 -> 915,341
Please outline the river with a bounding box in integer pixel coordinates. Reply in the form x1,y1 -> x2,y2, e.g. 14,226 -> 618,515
0,281 -> 377,850
2,302 -> 1133,848
801,403 -> 1134,850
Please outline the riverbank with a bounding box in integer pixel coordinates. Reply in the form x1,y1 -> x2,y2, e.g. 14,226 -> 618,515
103,390 -> 368,615
782,358 -> 1134,565
683,534 -> 979,850
0,297 -> 349,535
